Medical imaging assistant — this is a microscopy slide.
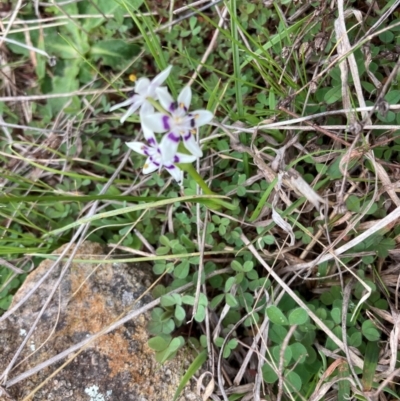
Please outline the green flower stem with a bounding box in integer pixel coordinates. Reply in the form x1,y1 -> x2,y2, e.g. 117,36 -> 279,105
178,163 -> 214,195
145,97 -> 168,114
178,161 -> 236,210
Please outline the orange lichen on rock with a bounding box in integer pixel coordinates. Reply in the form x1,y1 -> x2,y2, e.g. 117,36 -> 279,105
0,242 -> 193,401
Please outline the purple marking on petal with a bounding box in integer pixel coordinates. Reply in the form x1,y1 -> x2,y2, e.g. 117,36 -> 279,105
179,103 -> 188,113
143,150 -> 150,156
173,155 -> 179,163
147,137 -> 156,146
165,164 -> 175,170
168,132 -> 181,143
183,131 -> 191,141
150,158 -> 160,167
169,101 -> 178,112
162,115 -> 171,130
189,114 -> 196,128
157,148 -> 161,154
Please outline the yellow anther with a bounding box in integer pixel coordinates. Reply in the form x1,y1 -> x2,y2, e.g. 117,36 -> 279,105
129,74 -> 137,82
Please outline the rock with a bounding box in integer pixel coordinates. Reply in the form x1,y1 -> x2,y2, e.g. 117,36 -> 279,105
0,242 -> 196,401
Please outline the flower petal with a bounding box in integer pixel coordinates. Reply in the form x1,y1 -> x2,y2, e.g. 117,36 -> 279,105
142,113 -> 172,133
140,103 -> 157,142
143,157 -> 159,174
156,87 -> 175,112
165,163 -> 183,183
150,65 -> 172,90
109,97 -> 135,112
182,131 -> 203,158
141,100 -> 154,115
135,78 -> 151,95
192,110 -> 213,127
178,86 -> 192,110
125,141 -> 149,156
174,152 -> 197,164
141,123 -> 156,142
160,132 -> 180,162
120,99 -> 143,124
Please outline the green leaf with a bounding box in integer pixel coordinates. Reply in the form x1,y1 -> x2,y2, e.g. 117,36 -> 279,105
50,61 -> 80,114
324,86 -> 342,104
385,90 -> 400,104
236,271 -> 245,284
210,294 -> 225,309
346,195 -> 360,212
376,237 -> 395,258
269,324 -> 288,344
290,343 -> 308,364
348,331 -> 362,347
159,235 -> 170,246
155,246 -> 170,256
147,335 -> 171,352
175,305 -> 186,321
362,341 -> 380,391
91,39 -> 141,68
246,269 -> 258,280
36,35 -> 46,80
156,336 -> 185,364
379,30 -> 394,43
262,363 -> 278,384
288,308 -> 308,325
272,345 -> 292,367
173,350 -> 207,401
223,346 -> 232,358
231,260 -> 242,272
194,305 -> 206,322
0,294 -> 12,310
263,235 -> 275,245
316,163 -> 328,174
331,308 -> 341,325
225,276 -> 236,292
162,319 -> 175,334
362,201 -> 378,215
362,320 -> 381,341
237,186 -> 246,196
198,293 -> 208,306
285,370 -> 302,392
225,293 -> 239,308
160,294 -> 181,307
338,361 -> 350,401
266,305 -> 289,326
153,263 -> 166,275
152,285 -> 166,298
242,261 -> 253,272
174,260 -> 190,279
182,295 -> 195,305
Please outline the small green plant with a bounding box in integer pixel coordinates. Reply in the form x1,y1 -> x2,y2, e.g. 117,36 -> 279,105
2,0 -> 400,399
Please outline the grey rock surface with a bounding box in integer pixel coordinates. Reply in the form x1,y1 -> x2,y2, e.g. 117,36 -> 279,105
0,242 -> 198,401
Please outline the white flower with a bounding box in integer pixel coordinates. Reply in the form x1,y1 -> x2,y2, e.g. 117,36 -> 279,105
110,65 -> 172,140
141,86 -> 213,162
126,136 -> 197,184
